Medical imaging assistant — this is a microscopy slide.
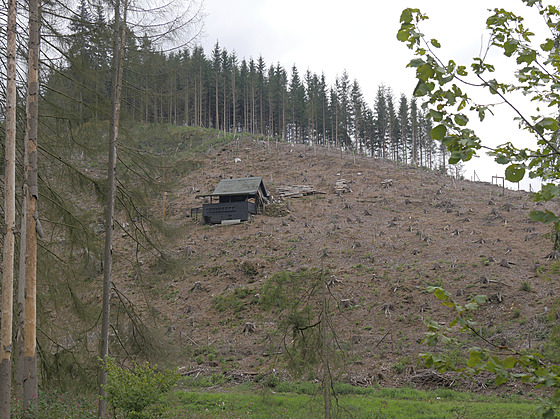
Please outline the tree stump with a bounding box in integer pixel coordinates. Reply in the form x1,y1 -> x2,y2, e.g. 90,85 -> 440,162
340,299 -> 355,309
243,322 -> 256,335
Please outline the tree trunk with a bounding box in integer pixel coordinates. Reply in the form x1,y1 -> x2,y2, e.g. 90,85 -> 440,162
322,270 -> 330,419
98,1 -> 127,416
23,0 -> 41,411
15,188 -> 27,400
215,72 -> 219,130
1,0 -> 18,414
232,69 -> 236,132
184,76 -> 189,125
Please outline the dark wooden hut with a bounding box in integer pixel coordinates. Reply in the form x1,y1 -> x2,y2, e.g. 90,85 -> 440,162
196,177 -> 269,224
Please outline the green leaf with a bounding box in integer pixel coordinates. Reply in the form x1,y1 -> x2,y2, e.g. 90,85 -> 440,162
417,63 -> 434,81
536,117 -> 559,132
464,302 -> 479,311
495,155 -> 510,165
430,39 -> 441,48
473,295 -> 487,305
413,80 -> 429,97
433,287 -> 450,301
495,374 -> 508,386
397,28 -> 410,42
467,351 -> 484,368
502,356 -> 518,369
529,210 -> 545,222
429,109 -> 444,122
504,164 -> 525,182
504,39 -> 519,56
409,58 -> 425,67
431,124 -> 447,141
537,184 -> 560,201
517,49 -> 537,64
454,114 -> 468,126
530,210 -> 560,224
400,8 -> 413,23
541,39 -> 555,51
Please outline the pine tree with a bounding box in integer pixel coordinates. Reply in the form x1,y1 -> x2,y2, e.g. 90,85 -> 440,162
397,94 -> 410,164
289,65 -> 305,142
385,88 -> 398,161
335,71 -> 351,149
373,85 -> 388,158
211,41 -> 221,130
410,97 -> 419,165
351,80 -> 365,153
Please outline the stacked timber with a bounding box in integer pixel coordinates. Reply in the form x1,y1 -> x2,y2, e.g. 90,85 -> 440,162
277,185 -> 326,198
334,179 -> 352,194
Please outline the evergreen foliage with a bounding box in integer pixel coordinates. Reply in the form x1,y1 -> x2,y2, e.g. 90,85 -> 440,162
37,7 -> 445,167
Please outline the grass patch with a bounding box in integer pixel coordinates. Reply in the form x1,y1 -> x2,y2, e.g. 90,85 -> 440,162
10,382 -> 539,418
212,287 -> 257,313
165,385 -> 539,418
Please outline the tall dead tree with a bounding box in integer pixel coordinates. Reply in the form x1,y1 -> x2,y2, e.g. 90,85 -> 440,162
98,0 -> 128,415
1,0 -> 18,415
15,187 -> 28,399
23,0 -> 41,411
93,2 -> 202,415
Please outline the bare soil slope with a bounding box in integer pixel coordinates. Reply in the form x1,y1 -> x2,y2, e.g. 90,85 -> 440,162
119,137 -> 560,392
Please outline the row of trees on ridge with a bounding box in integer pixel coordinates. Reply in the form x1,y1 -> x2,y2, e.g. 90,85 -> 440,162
43,1 -> 449,170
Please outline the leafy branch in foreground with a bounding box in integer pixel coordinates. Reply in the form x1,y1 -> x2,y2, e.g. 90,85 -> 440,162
422,287 -> 560,418
398,1 -> 560,255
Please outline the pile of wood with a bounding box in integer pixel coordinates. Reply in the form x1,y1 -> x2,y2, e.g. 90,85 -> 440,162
335,179 -> 352,194
277,185 -> 325,198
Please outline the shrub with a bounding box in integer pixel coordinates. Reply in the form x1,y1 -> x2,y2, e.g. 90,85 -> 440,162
103,357 -> 179,418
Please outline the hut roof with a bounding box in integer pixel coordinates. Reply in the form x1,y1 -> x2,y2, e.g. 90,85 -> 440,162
205,177 -> 268,197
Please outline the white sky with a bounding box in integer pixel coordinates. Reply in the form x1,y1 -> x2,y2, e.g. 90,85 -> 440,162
199,1 -> 550,190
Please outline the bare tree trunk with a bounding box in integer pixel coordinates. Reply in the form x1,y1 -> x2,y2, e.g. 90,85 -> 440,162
1,0 -> 18,414
223,74 -> 226,133
184,76 -> 190,125
15,90 -> 30,402
232,69 -> 236,132
15,188 -> 27,400
215,71 -> 219,130
23,0 -> 41,411
322,270 -> 330,419
282,90 -> 286,141
98,1 -> 127,416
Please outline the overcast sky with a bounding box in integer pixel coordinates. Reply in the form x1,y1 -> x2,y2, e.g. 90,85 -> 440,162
199,1 -> 548,189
